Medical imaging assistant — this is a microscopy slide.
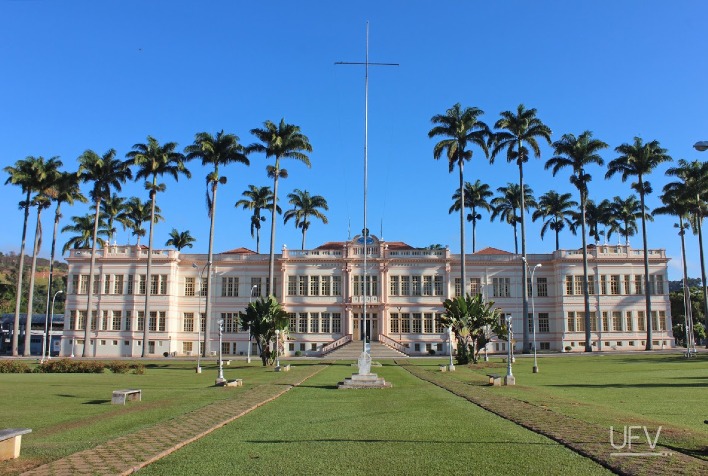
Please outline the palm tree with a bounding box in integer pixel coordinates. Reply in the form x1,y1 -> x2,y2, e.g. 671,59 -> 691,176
62,214 -> 110,253
23,157 -> 62,355
283,189 -> 329,249
240,295 -> 290,366
582,198 -> 612,244
127,136 -> 189,357
428,104 -> 490,291
235,185 -> 280,253
185,130 -> 249,355
607,195 -> 648,245
606,137 -> 672,350
4,156 -> 44,355
165,229 -> 196,251
664,159 -> 708,345
490,183 -> 536,254
78,149 -> 132,356
491,104 -> 552,352
249,119 -> 312,296
546,131 -> 607,352
44,171 -> 87,355
124,197 -> 163,246
449,180 -> 493,253
101,193 -> 129,245
532,191 -> 578,250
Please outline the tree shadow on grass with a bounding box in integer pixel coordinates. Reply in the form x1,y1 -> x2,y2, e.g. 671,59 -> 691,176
83,399 -> 111,404
246,438 -> 560,446
550,382 -> 707,388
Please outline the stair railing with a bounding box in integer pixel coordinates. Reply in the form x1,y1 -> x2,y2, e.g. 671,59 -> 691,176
321,334 -> 352,355
378,334 -> 409,355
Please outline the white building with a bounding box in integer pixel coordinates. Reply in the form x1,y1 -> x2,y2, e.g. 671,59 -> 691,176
60,235 -> 673,358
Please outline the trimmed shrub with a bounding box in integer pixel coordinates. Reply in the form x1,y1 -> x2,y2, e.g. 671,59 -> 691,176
39,359 -> 105,373
106,361 -> 131,374
0,360 -> 31,373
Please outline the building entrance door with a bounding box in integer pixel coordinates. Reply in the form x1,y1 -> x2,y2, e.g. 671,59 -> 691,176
353,313 -> 378,342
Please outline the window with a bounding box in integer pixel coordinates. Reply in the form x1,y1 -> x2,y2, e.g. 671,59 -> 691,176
104,274 -> 111,294
288,276 -> 297,296
435,313 -> 444,333
600,275 -> 607,295
412,313 -> 422,333
590,312 -> 597,332
332,313 -> 341,333
424,313 -> 434,333
149,312 -> 158,331
199,313 -> 206,332
574,276 -> 583,296
625,311 -> 633,331
537,277 -> 548,297
637,311 -> 646,331
321,276 -> 331,296
390,275 -> 400,296
322,312 -> 331,333
576,312 -> 586,332
79,275 -> 89,294
390,313 -> 399,333
602,311 -> 609,332
655,275 -> 664,295
454,278 -> 461,297
102,310 -> 109,331
527,277 -> 533,297
70,275 -> 78,294
401,313 -> 410,333
565,276 -> 574,295
92,276 -> 100,294
127,275 -> 134,295
540,342 -> 550,350
332,276 -> 341,296
587,275 -> 595,295
612,311 -> 622,331
137,311 -> 145,331
76,310 -> 87,330
185,277 -> 195,296
112,311 -> 121,331
183,342 -> 193,353
222,342 -> 230,355
658,311 -> 666,331
222,312 -> 238,333
113,275 -> 123,295
470,277 -> 481,296
310,276 -> 320,296
183,312 -> 195,332
412,276 -> 421,296
138,275 -> 147,295
528,312 -> 534,333
299,313 -> 307,333
492,277 -> 510,298
624,275 -> 632,295
538,313 -> 549,333
299,276 -> 308,296
634,275 -> 644,295
222,277 -> 239,297
310,313 -> 319,333
610,275 -> 620,295
401,276 -> 410,296
288,313 -> 297,330
151,275 -> 159,295
434,276 -> 444,296
125,311 -> 131,331
200,278 -> 208,297
423,276 -> 433,296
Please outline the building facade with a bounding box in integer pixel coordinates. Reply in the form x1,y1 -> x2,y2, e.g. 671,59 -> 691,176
60,235 -> 674,358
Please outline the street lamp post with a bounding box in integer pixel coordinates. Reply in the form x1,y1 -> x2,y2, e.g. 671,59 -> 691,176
45,290 -> 63,361
194,263 -> 209,373
505,314 -> 514,385
396,306 -> 402,343
274,329 -> 281,370
448,326 -> 455,371
247,285 -> 257,363
216,318 -> 225,385
523,257 -> 542,373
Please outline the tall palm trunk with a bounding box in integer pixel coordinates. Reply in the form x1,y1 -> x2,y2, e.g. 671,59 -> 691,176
458,161 -> 466,295
518,157 -> 529,353
83,199 -> 101,357
203,181 -> 218,357
11,191 -> 31,356
679,217 -> 694,349
142,187 -> 157,358
43,201 -> 62,359
580,192 -> 592,352
555,225 -> 560,251
639,180 -> 653,350
256,226 -> 261,254
513,219 -> 518,254
696,210 -> 708,347
23,207 -> 43,355
471,206 -> 477,253
268,158 -> 281,297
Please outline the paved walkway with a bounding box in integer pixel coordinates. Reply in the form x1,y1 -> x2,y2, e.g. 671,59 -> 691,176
21,366 -> 325,476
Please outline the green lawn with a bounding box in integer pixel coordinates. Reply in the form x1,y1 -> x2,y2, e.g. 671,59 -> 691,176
139,362 -> 611,475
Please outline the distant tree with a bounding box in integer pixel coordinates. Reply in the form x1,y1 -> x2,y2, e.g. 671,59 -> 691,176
249,119 -> 312,295
124,197 -> 163,246
100,193 -> 129,245
437,293 -> 506,364
429,103 -> 490,290
449,179 -> 493,253
283,189 -> 329,250
240,295 -> 289,366
532,191 -> 577,250
607,195 -> 649,246
62,214 -> 110,253
607,137 -> 672,350
425,244 -> 445,250
235,185 -> 280,253
490,183 -> 536,254
165,229 -> 196,251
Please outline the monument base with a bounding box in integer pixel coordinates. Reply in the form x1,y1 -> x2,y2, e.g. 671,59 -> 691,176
338,351 -> 391,389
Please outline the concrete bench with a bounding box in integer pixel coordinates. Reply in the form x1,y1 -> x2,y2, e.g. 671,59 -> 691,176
487,373 -> 502,386
112,389 -> 142,405
439,365 -> 447,372
0,428 -> 31,461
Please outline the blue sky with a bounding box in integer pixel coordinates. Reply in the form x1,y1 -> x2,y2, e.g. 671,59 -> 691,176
1,1 -> 707,281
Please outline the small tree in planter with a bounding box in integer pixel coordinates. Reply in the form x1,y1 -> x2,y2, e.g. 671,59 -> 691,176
240,295 -> 289,366
438,293 -> 506,364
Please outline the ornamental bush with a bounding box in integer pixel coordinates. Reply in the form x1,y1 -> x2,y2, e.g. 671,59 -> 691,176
0,360 -> 31,373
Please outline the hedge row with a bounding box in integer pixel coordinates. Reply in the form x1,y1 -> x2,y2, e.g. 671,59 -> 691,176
0,359 -> 145,374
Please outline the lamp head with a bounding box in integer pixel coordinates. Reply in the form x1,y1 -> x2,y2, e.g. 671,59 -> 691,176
693,141 -> 708,152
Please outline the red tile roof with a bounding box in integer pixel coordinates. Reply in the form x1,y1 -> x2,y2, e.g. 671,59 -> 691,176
222,247 -> 257,255
473,247 -> 512,255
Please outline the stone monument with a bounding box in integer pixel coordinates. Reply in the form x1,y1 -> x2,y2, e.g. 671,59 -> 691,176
337,351 -> 391,389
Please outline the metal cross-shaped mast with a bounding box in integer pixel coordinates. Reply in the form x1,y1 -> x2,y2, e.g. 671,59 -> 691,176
336,22 -> 398,354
